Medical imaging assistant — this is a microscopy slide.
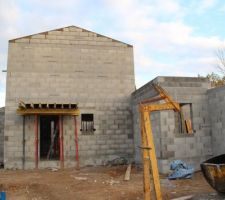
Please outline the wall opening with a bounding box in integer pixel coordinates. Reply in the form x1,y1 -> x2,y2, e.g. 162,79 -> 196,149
175,103 -> 193,134
81,114 -> 95,134
40,115 -> 60,160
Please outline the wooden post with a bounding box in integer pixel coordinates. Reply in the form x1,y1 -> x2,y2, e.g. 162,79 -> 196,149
34,114 -> 38,169
140,106 -> 151,200
22,116 -> 25,169
143,111 -> 162,200
59,115 -> 64,169
74,116 -> 80,169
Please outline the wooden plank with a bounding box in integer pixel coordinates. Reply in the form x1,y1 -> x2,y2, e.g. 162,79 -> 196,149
185,119 -> 193,134
139,106 -> 151,200
171,195 -> 194,200
18,102 -> 79,114
19,101 -> 26,108
153,84 -> 180,112
180,111 -> 186,133
59,115 -> 64,169
124,164 -> 132,181
19,102 -> 78,108
34,114 -> 38,169
18,103 -> 25,108
16,108 -> 80,116
144,102 -> 180,112
144,111 -> 162,200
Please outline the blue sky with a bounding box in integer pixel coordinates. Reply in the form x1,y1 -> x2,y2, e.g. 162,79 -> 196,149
0,0 -> 225,106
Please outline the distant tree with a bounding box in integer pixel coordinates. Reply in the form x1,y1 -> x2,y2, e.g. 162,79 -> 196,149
204,72 -> 225,87
198,48 -> 225,87
216,47 -> 225,76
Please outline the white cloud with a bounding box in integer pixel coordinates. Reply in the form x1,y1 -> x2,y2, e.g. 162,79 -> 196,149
197,0 -> 217,12
0,0 -> 22,39
0,0 -> 224,100
0,91 -> 5,107
103,0 -> 225,89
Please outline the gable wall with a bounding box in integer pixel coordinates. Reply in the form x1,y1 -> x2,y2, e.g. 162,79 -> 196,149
5,26 -> 135,169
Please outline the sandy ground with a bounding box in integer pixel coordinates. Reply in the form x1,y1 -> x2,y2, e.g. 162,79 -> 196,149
0,165 -> 223,200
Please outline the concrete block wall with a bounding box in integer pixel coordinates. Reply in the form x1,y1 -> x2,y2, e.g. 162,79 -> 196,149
0,107 -> 4,163
207,86 -> 225,156
5,26 -> 135,169
132,76 -> 212,173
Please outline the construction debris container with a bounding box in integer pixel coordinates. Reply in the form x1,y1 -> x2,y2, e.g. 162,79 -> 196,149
201,154 -> 225,193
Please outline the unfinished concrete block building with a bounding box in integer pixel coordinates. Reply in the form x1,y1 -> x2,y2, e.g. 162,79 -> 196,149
5,26 -> 135,169
4,25 -> 225,173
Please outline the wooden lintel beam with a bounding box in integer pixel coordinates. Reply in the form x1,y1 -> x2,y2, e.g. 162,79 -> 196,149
142,102 -> 180,112
16,108 -> 80,116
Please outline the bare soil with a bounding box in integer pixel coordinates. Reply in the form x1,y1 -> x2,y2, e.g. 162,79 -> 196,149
0,166 -> 222,200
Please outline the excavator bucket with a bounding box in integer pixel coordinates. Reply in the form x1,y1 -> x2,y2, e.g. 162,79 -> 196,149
201,154 -> 225,193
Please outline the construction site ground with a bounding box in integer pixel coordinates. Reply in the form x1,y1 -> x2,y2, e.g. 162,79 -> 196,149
0,165 -> 223,200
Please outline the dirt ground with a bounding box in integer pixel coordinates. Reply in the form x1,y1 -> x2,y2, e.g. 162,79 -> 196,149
0,165 -> 223,200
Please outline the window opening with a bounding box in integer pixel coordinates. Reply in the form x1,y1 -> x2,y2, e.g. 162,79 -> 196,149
81,114 -> 95,134
175,103 -> 193,134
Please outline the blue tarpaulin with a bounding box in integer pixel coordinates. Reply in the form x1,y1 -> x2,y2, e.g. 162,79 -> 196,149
168,160 -> 194,180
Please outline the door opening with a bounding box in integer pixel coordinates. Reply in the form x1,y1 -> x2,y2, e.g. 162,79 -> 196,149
40,115 -> 60,160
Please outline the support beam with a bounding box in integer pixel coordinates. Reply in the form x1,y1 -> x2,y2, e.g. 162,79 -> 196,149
143,111 -> 162,200
143,102 -> 180,112
17,108 -> 80,116
59,115 -> 64,169
34,114 -> 38,169
22,116 -> 25,169
74,116 -> 79,169
153,84 -> 180,112
140,111 -> 151,200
